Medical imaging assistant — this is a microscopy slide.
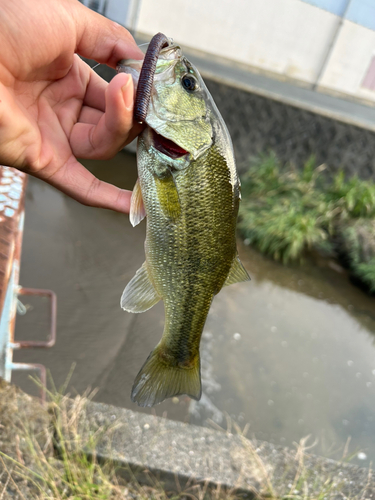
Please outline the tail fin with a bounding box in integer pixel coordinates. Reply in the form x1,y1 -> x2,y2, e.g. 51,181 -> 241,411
131,346 -> 201,407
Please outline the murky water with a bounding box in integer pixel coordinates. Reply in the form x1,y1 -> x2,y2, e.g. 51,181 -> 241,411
13,151 -> 375,465
191,243 -> 375,465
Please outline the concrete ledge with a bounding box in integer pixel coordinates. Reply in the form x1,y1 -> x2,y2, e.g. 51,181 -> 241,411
1,380 -> 374,498
83,400 -> 375,498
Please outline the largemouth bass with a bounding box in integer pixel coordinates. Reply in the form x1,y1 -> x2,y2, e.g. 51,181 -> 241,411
119,38 -> 250,407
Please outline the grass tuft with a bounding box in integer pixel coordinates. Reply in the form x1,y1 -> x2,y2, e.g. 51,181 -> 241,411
239,153 -> 375,291
0,377 -> 373,499
327,171 -> 375,218
0,375 -> 239,500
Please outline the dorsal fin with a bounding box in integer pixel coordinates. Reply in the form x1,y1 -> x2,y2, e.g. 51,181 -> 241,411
224,255 -> 251,286
130,178 -> 146,227
121,262 -> 161,313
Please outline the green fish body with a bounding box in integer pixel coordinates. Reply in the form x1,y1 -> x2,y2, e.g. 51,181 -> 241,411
121,43 -> 249,407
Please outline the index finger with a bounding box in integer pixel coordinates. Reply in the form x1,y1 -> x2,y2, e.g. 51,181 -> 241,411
46,155 -> 132,213
72,2 -> 144,67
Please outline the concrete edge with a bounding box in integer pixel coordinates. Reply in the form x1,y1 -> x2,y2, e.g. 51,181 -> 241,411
81,400 -> 375,498
194,67 -> 375,133
1,380 -> 374,498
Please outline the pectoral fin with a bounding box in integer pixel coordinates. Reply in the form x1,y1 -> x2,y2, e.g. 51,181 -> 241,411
121,262 -> 161,313
129,178 -> 146,227
224,255 -> 251,286
155,173 -> 181,222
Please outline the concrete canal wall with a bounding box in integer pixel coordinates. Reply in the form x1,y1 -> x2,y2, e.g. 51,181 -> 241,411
205,77 -> 375,178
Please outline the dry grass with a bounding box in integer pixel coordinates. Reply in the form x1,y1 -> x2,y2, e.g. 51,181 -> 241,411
0,374 -> 239,500
206,414 -> 373,500
0,375 -> 373,499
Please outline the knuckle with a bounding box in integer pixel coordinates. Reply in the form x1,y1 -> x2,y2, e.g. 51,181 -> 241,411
85,177 -> 102,206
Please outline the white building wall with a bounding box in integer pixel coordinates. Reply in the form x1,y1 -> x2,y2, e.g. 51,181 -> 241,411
97,0 -> 375,105
318,20 -> 375,103
136,0 -> 340,85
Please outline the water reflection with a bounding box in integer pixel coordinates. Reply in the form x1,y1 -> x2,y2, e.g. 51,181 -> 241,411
12,152 -> 375,465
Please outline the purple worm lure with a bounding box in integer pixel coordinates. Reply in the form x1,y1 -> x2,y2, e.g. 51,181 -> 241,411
131,32 -> 170,124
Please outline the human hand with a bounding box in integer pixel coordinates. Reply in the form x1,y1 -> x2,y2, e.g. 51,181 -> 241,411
0,0 -> 144,213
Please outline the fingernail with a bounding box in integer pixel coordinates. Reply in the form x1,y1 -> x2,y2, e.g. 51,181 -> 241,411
121,75 -> 133,111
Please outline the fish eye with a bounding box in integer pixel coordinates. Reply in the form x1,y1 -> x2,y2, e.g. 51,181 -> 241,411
181,74 -> 198,92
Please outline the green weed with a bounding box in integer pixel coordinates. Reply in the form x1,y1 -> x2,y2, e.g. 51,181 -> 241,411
239,153 -> 375,291
327,171 -> 375,218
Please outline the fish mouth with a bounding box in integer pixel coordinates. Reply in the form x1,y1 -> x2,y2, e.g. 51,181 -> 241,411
151,128 -> 188,159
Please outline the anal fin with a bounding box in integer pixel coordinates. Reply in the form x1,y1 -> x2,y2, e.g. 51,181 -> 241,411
121,262 -> 161,313
224,255 -> 251,286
